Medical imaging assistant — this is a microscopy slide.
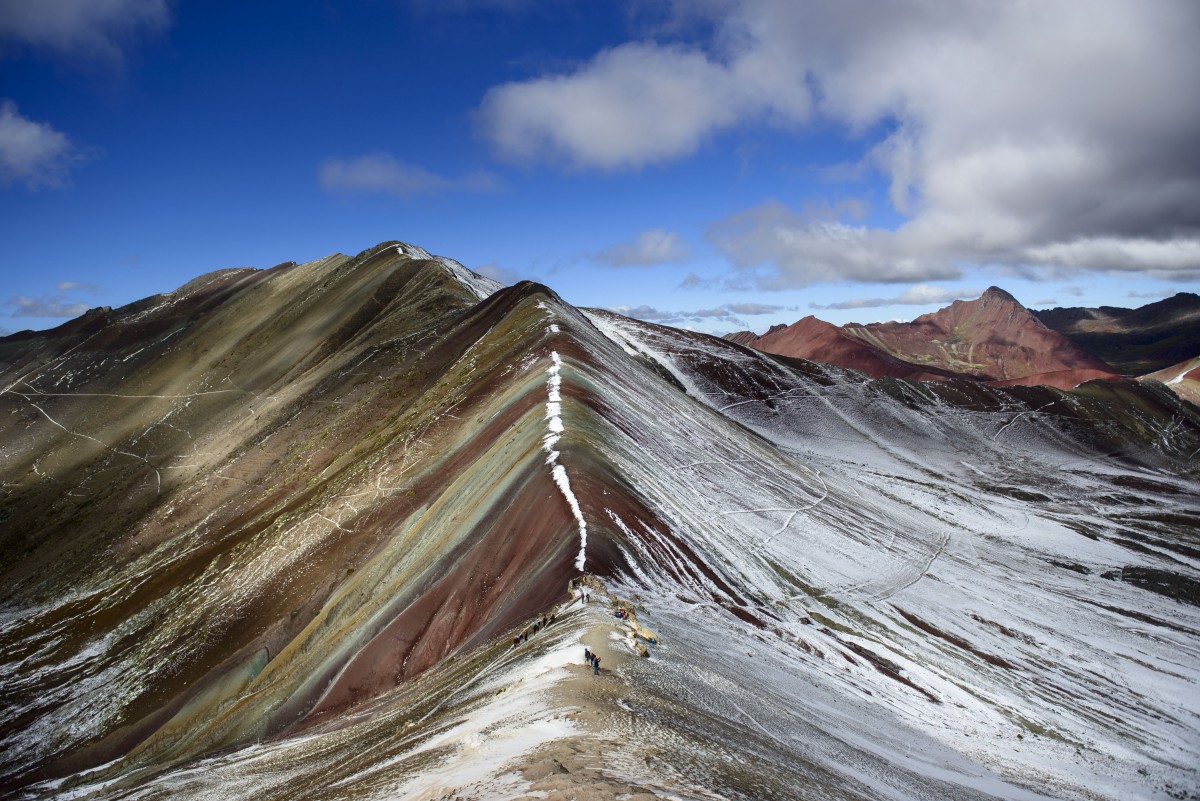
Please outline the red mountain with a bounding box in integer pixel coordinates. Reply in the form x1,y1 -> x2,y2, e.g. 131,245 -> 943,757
744,287 -> 1121,387
751,316 -> 965,381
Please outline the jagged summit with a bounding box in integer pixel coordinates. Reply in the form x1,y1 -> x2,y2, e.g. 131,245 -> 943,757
1,243 -> 1198,800
979,285 -> 1019,303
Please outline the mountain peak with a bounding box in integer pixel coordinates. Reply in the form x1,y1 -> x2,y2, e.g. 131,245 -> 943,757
749,285 -> 1114,383
980,286 -> 1021,305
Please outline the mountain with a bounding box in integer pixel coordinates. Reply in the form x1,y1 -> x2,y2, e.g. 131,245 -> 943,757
749,315 -> 970,382
743,288 -> 1119,389
1034,292 -> 1200,374
3,243 -> 1199,800
1142,356 -> 1200,409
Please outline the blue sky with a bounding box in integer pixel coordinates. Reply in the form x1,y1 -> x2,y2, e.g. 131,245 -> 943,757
2,0 -> 1198,337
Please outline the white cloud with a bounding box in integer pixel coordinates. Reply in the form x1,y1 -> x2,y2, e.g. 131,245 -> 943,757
725,302 -> 787,316
1127,288 -> 1178,300
0,100 -> 89,189
594,228 -> 692,266
810,284 -> 984,311
610,300 -> 787,327
480,0 -> 1200,284
0,0 -> 170,61
318,153 -> 502,197
475,263 -> 521,284
710,199 -> 962,286
55,280 -> 103,293
479,40 -> 808,170
1020,237 -> 1200,277
8,294 -> 91,318
677,272 -> 711,290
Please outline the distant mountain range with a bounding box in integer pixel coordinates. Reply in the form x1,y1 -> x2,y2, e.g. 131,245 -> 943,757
729,288 -> 1200,396
1033,292 -> 1200,374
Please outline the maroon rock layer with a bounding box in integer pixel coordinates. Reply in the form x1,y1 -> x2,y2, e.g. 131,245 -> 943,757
743,287 -> 1120,388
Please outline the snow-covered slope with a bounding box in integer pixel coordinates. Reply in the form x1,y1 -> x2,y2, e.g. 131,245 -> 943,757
1,242 -> 1197,800
580,309 -> 1200,800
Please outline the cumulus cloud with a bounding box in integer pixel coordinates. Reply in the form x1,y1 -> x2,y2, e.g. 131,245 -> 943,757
1126,288 -> 1179,300
480,0 -> 1200,284
0,0 -> 170,61
710,199 -> 962,286
594,228 -> 692,266
475,263 -> 521,284
479,40 -> 809,170
725,302 -> 787,315
8,294 -> 91,318
55,280 -> 103,293
1020,237 -> 1200,278
318,153 -> 502,197
610,300 -> 788,327
810,285 -> 983,311
0,100 -> 90,189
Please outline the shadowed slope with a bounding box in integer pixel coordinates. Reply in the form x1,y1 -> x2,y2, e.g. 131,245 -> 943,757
1035,292 -> 1200,374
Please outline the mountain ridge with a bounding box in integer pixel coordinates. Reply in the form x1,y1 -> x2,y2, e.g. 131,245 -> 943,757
2,242 -> 1198,800
1034,291 -> 1200,373
742,286 -> 1118,388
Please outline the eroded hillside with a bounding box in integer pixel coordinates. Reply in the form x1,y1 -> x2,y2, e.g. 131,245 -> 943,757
2,243 -> 1199,800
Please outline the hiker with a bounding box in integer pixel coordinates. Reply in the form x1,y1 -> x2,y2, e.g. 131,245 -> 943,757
512,635 -> 520,648
592,654 -> 601,675
584,647 -> 593,664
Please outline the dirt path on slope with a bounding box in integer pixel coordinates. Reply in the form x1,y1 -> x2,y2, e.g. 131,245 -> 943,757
508,585 -> 667,801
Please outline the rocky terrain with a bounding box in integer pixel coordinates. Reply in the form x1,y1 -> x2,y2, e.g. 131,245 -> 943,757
2,242 -> 1199,800
739,288 -> 1120,389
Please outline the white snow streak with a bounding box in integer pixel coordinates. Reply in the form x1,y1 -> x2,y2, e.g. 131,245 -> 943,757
543,350 -> 587,570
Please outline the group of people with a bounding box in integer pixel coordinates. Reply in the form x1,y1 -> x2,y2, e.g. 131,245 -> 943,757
511,577 -> 607,675
511,612 -> 557,647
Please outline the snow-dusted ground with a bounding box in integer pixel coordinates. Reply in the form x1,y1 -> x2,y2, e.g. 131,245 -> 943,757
27,607 -> 592,801
3,270 -> 1197,801
578,308 -> 1200,800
